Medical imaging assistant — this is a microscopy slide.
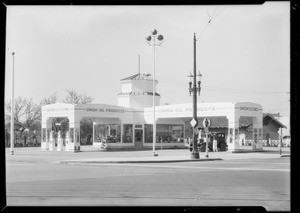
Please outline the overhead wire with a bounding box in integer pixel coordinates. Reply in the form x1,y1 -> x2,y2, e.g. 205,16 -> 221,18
205,7 -> 211,21
158,7 -> 287,96
198,6 -> 228,39
159,6 -> 288,113
212,6 -> 228,19
211,6 -> 219,18
198,22 -> 210,38
156,76 -> 289,95
204,86 -> 289,94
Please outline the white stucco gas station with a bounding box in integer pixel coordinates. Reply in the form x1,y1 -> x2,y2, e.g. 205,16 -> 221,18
41,73 -> 263,152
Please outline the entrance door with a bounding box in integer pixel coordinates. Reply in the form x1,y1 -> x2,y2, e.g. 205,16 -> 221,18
134,129 -> 143,150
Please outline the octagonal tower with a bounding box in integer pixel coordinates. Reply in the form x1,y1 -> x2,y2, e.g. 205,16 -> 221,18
117,73 -> 161,109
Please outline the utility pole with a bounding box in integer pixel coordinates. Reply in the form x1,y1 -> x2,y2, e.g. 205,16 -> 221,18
188,33 -> 202,159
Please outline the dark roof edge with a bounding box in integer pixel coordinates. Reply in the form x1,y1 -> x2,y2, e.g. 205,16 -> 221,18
120,74 -> 140,81
264,113 -> 287,128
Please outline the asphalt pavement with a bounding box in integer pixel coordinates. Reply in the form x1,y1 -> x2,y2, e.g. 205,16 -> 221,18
5,146 -> 291,211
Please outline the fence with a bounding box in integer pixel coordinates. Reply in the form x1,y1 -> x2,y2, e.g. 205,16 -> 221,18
244,139 -> 290,147
5,138 -> 41,147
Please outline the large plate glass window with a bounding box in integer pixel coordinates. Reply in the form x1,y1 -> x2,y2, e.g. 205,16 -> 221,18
157,124 -> 184,143
144,124 -> 153,143
94,124 -> 121,143
123,124 -> 133,143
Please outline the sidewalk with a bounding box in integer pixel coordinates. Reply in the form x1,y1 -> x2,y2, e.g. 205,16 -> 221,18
6,146 -> 290,165
58,146 -> 290,164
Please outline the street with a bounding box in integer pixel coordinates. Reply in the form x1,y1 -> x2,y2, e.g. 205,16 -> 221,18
5,147 -> 290,211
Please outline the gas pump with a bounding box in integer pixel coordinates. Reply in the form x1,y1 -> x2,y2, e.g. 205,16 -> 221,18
57,131 -> 64,151
49,131 -> 55,151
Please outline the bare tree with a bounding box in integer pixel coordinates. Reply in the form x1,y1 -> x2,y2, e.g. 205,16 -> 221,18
5,97 -> 40,123
63,89 -> 93,104
24,100 -> 41,129
62,89 -> 94,144
5,98 -> 24,122
5,97 -> 41,134
40,92 -> 58,106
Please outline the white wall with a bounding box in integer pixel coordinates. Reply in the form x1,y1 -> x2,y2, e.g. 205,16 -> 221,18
118,78 -> 160,109
131,79 -> 155,93
121,83 -> 132,93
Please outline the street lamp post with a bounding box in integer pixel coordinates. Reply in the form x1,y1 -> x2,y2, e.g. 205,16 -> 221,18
146,29 -> 164,156
10,52 -> 15,155
188,33 -> 202,159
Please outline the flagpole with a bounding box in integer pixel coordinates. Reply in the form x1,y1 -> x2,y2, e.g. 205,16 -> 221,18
10,52 -> 15,155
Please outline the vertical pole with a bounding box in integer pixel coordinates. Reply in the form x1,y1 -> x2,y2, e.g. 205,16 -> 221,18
92,122 -> 95,145
138,54 -> 140,76
10,52 -> 15,155
191,33 -> 199,159
205,133 -> 209,158
153,44 -> 157,155
279,128 -> 282,155
120,122 -> 123,143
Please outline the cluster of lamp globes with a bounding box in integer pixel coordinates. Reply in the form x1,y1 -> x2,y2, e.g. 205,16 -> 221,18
188,71 -> 203,96
145,29 -> 164,45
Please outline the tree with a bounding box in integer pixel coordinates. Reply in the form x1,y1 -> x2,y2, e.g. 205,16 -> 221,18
5,97 -> 41,127
23,99 -> 41,130
5,97 -> 27,122
80,119 -> 93,145
40,92 -> 58,106
63,89 -> 93,104
5,97 -> 41,143
62,89 -> 94,144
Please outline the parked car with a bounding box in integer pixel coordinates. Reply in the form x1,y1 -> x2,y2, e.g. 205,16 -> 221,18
198,132 -> 227,152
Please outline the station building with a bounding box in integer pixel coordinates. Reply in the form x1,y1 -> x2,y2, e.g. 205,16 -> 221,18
41,73 -> 264,152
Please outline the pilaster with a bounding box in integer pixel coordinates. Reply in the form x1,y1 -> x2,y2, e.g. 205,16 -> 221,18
227,114 -> 240,151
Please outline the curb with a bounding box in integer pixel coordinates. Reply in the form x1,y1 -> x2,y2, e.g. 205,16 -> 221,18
59,158 -> 223,164
231,150 -> 264,153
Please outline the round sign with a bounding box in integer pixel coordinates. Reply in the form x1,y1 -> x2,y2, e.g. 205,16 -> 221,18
203,118 -> 211,128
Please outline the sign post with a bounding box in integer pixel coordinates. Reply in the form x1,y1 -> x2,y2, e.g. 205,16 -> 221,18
205,133 -> 209,158
190,118 -> 199,159
279,128 -> 282,156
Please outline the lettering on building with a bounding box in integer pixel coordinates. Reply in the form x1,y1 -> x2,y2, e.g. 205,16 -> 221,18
238,107 -> 261,111
158,109 -> 174,113
105,108 -> 124,113
47,108 -> 70,112
84,108 -> 124,113
86,108 -> 98,112
185,107 -> 216,112
157,107 -> 216,114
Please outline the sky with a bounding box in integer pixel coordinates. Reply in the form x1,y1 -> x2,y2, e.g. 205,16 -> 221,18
5,2 -> 290,117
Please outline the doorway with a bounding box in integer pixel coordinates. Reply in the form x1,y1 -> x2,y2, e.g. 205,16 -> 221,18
134,129 -> 143,150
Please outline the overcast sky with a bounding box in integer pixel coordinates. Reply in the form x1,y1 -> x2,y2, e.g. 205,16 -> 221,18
5,2 -> 290,116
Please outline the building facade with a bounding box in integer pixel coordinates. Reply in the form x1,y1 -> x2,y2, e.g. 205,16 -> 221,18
41,73 -> 264,152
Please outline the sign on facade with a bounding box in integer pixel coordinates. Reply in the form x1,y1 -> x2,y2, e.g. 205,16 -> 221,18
190,118 -> 198,127
203,118 -> 211,128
